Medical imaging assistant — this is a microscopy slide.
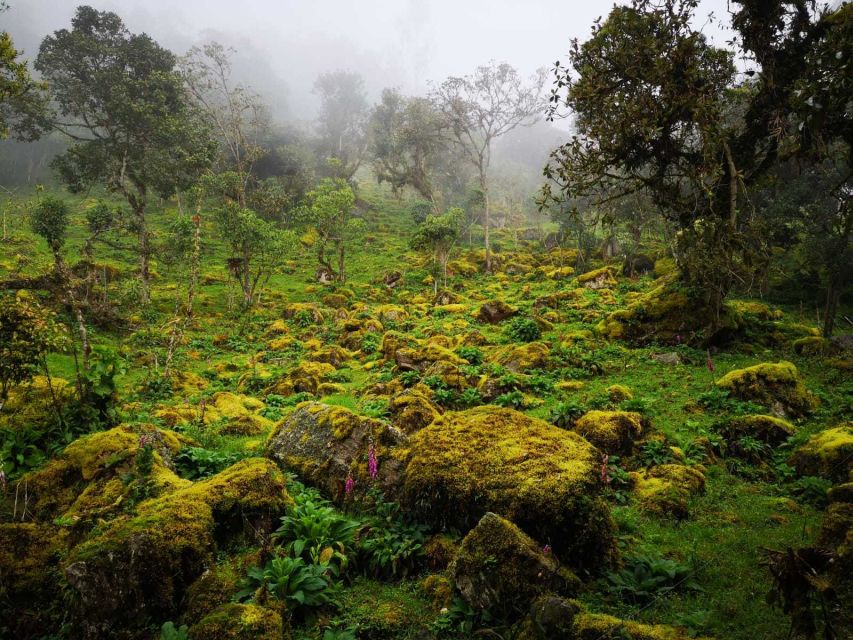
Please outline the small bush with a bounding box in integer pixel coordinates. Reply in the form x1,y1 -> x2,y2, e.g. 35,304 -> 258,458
505,317 -> 541,343
607,553 -> 701,604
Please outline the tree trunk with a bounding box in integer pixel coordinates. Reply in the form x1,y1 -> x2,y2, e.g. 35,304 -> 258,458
136,207 -> 150,303
481,171 -> 491,273
822,275 -> 841,338
337,240 -> 346,283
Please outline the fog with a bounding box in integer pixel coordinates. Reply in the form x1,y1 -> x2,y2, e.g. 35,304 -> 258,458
3,0 -> 737,122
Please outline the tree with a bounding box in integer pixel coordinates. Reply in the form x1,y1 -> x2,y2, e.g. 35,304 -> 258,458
213,202 -> 296,307
30,195 -> 69,272
0,293 -> 65,412
543,0 -> 849,324
181,42 -> 268,206
410,207 -> 464,293
0,2 -> 46,139
301,178 -> 360,282
371,88 -> 447,204
33,6 -> 216,301
314,70 -> 370,181
431,61 -> 546,272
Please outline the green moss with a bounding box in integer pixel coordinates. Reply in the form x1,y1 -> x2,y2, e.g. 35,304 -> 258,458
606,384 -> 634,402
388,388 -> 441,433
653,257 -> 678,278
789,423 -> 853,481
574,410 -> 645,454
723,414 -> 796,446
189,603 -> 284,640
577,266 -> 618,288
337,578 -> 434,636
403,406 -> 614,570
420,574 -> 453,608
497,341 -> 551,372
631,464 -> 706,519
184,563 -> 243,625
451,512 -> 581,617
574,612 -> 711,639
716,361 -> 817,417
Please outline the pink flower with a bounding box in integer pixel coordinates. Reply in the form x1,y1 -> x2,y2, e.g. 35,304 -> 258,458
344,472 -> 355,496
543,544 -> 552,555
600,454 -> 610,486
138,434 -> 154,449
706,350 -> 715,372
368,444 -> 378,480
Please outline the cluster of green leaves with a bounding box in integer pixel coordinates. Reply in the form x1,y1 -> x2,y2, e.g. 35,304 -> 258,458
606,553 -> 701,604
358,489 -> 427,579
505,316 -> 541,343
174,447 -> 242,480
550,399 -> 586,428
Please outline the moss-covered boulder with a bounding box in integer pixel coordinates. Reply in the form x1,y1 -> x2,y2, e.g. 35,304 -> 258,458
451,512 -> 580,618
577,266 -> 617,289
631,464 -> 706,519
188,603 -> 285,640
183,562 -> 243,626
388,387 -> 441,433
597,282 -> 737,346
282,302 -> 325,324
513,595 -> 582,640
394,342 -> 466,372
497,341 -> 551,373
789,424 -> 853,482
716,361 -> 817,417
309,345 -> 353,367
2,424 -> 190,523
63,459 -> 291,639
475,299 -> 518,323
266,402 -> 407,501
402,407 -> 614,570
573,410 -> 645,455
722,414 -> 796,446
267,361 -> 336,396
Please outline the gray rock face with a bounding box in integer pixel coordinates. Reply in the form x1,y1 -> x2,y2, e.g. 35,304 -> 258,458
651,351 -> 682,365
266,402 -> 407,501
450,512 -> 580,618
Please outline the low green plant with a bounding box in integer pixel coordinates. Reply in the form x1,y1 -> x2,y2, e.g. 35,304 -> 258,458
606,553 -> 701,604
790,476 -> 831,506
174,447 -> 241,480
237,556 -> 338,616
550,400 -> 585,428
357,490 -> 427,579
455,346 -> 483,365
159,621 -> 189,640
506,316 -> 541,342
636,439 -> 675,468
494,389 -> 525,409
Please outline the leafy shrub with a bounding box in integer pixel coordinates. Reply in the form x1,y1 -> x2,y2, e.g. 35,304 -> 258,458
790,476 -> 831,506
607,553 -> 701,604
505,316 -> 541,343
160,621 -> 189,640
550,400 -> 585,428
174,447 -> 241,480
430,595 -> 493,636
237,556 -> 338,616
494,390 -> 525,409
455,346 -> 483,365
399,371 -> 420,387
275,490 -> 360,575
357,490 -> 427,579
636,440 -> 675,467
360,398 -> 389,419
456,388 -> 482,409
361,333 -> 380,355
621,398 -> 649,413
0,427 -> 46,477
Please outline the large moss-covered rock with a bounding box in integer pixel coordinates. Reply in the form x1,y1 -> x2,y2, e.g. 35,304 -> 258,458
513,595 -> 582,640
266,402 -> 407,501
183,562 -> 243,626
402,407 -> 614,570
476,299 -> 518,323
789,424 -> 853,482
388,387 -> 441,433
188,603 -> 285,640
451,512 -> 580,617
722,414 -> 796,446
573,612 -> 712,639
577,266 -> 617,289
574,410 -> 645,455
497,341 -> 551,373
631,464 -> 706,519
597,282 -> 737,346
716,361 -> 817,417
394,342 -> 466,372
63,459 -> 291,639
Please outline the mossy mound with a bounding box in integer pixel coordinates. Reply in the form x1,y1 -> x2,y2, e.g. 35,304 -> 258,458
475,299 -> 518,323
576,266 -> 618,289
451,512 -> 580,618
266,402 -> 407,501
267,361 -> 336,396
715,361 -> 818,417
376,304 -> 409,323
789,424 -> 853,482
513,595 -> 582,640
597,282 -> 736,346
606,384 -> 633,402
497,341 -> 551,373
282,302 -> 325,324
4,424 -> 190,523
388,387 -> 441,433
631,464 -> 706,519
394,342 -> 466,372
183,562 -> 243,626
0,375 -> 73,432
188,603 -> 285,640
722,414 -> 796,446
573,410 -> 645,455
402,407 -> 614,570
573,612 -> 712,639
309,345 -> 353,367
63,458 -> 291,639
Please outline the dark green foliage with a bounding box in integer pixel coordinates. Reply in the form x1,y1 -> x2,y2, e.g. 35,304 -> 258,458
636,440 -> 675,468
455,346 -> 483,365
550,399 -> 586,428
505,316 -> 541,342
606,553 -> 701,604
160,621 -> 189,640
237,556 -> 339,615
493,389 -> 525,409
174,447 -> 242,480
357,491 -> 426,579
31,196 -> 69,256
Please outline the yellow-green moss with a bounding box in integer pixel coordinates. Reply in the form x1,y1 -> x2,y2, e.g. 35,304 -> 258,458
282,302 -> 325,323
573,410 -> 645,455
189,603 -> 284,640
631,464 -> 706,519
421,574 -> 454,608
451,512 -> 581,617
790,424 -> 853,481
497,342 -> 550,373
606,384 -> 633,402
0,375 -> 73,432
724,414 -> 796,445
183,563 -> 242,625
403,407 -> 614,570
389,388 -> 441,433
653,257 -> 677,278
577,266 -> 618,288
574,612 -> 712,639
376,304 -> 409,323
716,361 -> 818,416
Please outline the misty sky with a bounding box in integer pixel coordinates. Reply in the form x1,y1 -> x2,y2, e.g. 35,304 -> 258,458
0,0 -> 769,122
